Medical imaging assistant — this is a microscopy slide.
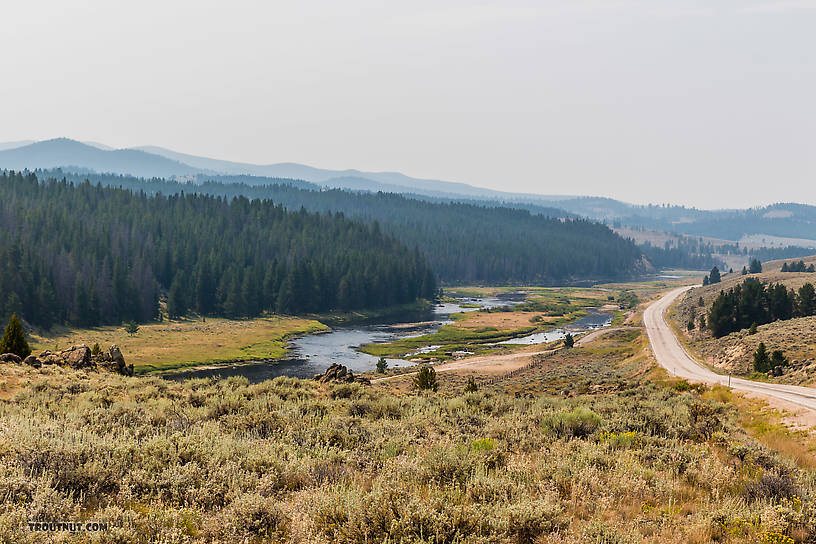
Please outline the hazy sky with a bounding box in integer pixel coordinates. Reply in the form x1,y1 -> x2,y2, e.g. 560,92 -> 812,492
1,0 -> 814,208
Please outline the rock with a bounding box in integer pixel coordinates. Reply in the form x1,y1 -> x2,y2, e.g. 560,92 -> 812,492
108,345 -> 133,375
23,355 -> 42,368
59,345 -> 92,368
38,351 -> 63,365
0,353 -> 22,364
93,345 -> 133,376
314,363 -> 369,385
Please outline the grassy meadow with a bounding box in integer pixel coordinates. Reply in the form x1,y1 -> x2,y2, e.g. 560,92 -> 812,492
30,316 -> 328,374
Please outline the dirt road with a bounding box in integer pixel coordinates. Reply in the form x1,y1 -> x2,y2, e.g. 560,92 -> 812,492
645,286 -> 816,418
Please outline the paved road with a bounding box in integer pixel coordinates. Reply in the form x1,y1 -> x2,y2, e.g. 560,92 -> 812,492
645,286 -> 816,415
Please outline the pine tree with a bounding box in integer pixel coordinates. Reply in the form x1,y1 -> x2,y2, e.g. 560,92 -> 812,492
770,350 -> 787,369
413,365 -> 438,391
749,258 -> 762,274
563,333 -> 575,348
753,342 -> 770,373
0,313 -> 31,358
124,321 -> 140,337
464,376 -> 478,393
167,272 -> 188,319
709,266 -> 721,284
797,283 -> 816,317
376,357 -> 388,374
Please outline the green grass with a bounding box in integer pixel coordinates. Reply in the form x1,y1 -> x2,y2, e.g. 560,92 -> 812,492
360,323 -> 537,357
31,316 -> 329,373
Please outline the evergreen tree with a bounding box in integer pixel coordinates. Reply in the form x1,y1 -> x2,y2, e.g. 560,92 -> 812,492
753,342 -> 770,373
376,357 -> 388,374
709,266 -> 721,284
124,321 -> 140,337
167,272 -> 189,319
741,266 -> 748,275
770,350 -> 787,369
797,283 -> 816,317
749,258 -> 762,274
464,376 -> 478,393
413,366 -> 438,391
0,313 -> 31,358
563,333 -> 575,348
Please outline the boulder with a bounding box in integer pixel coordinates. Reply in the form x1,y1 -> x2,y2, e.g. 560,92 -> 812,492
314,363 -> 369,385
23,355 -> 42,368
0,353 -> 22,364
92,345 -> 133,376
59,345 -> 92,368
109,345 -> 133,376
38,351 -> 63,365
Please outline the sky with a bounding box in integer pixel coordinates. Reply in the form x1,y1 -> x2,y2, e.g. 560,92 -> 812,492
1,0 -> 814,209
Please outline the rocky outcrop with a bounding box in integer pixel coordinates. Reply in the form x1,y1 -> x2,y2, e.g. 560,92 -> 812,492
60,345 -> 92,368
94,345 -> 134,376
4,345 -> 133,376
313,363 -> 370,385
23,355 -> 41,368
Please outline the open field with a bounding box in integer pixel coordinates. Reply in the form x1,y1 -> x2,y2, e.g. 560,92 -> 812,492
30,316 -> 328,373
2,321 -> 816,542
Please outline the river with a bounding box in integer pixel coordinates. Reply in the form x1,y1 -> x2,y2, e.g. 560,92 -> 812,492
162,294 -> 611,383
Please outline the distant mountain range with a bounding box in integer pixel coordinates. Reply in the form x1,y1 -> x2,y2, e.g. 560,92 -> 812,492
0,138 -> 567,202
2,138 -> 816,250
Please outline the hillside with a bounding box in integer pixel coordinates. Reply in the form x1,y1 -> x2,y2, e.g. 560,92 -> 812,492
6,139 -> 816,269
0,171 -> 435,329
20,169 -> 646,285
1,327 -> 814,542
673,256 -> 816,383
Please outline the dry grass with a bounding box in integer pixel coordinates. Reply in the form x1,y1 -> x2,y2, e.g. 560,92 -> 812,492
453,310 -> 560,330
2,325 -> 816,543
30,316 -> 328,373
672,266 -> 816,383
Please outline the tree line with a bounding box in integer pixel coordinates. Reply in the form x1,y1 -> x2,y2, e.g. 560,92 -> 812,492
0,171 -> 436,329
781,260 -> 815,273
707,278 -> 816,338
28,169 -> 645,285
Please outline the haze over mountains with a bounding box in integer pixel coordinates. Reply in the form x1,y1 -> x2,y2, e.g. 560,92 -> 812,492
0,139 -> 555,202
3,138 -> 816,253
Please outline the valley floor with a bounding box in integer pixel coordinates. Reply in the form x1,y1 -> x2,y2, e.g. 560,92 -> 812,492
30,316 -> 328,373
4,276 -> 816,542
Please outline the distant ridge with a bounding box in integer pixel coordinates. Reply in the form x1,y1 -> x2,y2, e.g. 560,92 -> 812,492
0,138 -> 571,202
0,138 -> 198,179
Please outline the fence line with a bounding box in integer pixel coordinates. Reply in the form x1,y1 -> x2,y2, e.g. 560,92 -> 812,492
481,349 -> 560,386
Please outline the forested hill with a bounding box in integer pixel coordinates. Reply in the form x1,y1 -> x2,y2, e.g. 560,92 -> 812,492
0,171 -> 435,329
26,169 -> 645,285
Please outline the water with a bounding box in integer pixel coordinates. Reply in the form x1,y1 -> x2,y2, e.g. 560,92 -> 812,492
162,295 -> 520,382
497,312 -> 612,345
